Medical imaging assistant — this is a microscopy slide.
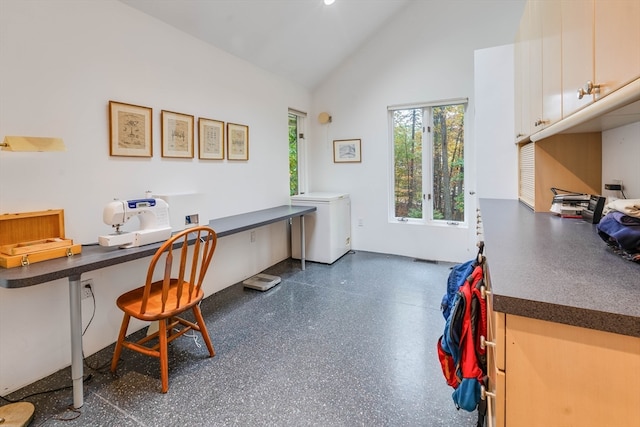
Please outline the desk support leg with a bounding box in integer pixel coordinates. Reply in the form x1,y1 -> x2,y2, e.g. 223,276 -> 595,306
300,215 -> 306,271
68,274 -> 84,409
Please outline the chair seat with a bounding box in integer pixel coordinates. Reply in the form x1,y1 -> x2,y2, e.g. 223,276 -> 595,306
116,279 -> 204,321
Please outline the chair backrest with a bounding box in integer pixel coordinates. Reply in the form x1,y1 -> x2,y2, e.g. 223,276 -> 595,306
140,226 -> 217,315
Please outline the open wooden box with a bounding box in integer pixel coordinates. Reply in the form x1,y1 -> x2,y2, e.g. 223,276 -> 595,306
0,209 -> 81,268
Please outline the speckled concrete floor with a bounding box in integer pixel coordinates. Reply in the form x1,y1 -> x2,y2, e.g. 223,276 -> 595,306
3,251 -> 480,426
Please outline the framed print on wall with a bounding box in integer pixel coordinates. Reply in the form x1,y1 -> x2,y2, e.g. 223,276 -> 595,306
227,122 -> 249,160
198,117 -> 225,160
161,110 -> 194,158
109,101 -> 153,157
333,139 -> 361,163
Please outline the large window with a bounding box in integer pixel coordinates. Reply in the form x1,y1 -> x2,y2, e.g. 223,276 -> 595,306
390,100 -> 466,223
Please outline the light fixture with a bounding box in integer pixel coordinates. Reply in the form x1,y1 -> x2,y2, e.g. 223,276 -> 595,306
324,0 -> 335,5
318,112 -> 332,124
1,136 -> 66,152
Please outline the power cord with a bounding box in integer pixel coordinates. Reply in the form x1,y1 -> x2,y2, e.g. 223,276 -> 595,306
0,374 -> 93,405
0,283 -> 103,419
80,285 -> 111,372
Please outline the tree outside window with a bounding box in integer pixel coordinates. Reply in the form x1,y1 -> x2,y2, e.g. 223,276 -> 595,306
289,113 -> 298,196
392,103 -> 465,222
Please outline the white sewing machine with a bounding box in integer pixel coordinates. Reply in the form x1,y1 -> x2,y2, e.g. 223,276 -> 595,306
98,198 -> 172,248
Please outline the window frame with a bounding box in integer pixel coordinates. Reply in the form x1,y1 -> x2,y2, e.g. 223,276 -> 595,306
388,98 -> 468,226
288,109 -> 307,196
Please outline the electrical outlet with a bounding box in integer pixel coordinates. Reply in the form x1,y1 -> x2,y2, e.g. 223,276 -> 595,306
81,279 -> 93,300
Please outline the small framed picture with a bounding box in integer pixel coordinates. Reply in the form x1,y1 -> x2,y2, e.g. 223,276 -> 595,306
227,122 -> 249,161
109,101 -> 153,157
333,139 -> 361,163
198,118 -> 225,160
161,110 -> 194,158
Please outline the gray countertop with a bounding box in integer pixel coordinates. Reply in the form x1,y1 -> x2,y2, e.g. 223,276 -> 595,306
480,198 -> 640,338
0,205 -> 316,289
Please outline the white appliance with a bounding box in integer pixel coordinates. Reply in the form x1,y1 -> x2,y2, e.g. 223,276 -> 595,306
153,193 -> 205,232
291,192 -> 351,264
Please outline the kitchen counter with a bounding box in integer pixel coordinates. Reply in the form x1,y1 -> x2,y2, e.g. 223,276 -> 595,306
480,198 -> 640,338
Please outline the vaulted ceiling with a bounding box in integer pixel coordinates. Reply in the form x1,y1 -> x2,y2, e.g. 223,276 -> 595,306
119,0 -> 411,90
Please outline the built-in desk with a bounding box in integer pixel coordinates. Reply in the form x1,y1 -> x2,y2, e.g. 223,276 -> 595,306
0,204 -> 316,408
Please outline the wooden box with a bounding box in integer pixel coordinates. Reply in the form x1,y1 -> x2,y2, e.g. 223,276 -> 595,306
0,209 -> 81,268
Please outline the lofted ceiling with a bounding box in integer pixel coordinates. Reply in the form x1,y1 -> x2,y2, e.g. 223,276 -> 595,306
118,0 -> 411,90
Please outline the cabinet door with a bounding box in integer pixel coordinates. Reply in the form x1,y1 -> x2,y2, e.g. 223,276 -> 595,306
561,0 -> 595,117
528,1 -> 543,134
514,6 -> 531,142
540,0 -> 562,127
484,264 -> 506,427
595,0 -> 640,97
505,315 -> 640,426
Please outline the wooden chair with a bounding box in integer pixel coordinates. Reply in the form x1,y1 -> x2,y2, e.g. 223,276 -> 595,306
110,226 -> 217,393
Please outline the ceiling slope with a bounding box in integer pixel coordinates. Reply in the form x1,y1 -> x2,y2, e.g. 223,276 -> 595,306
119,0 -> 411,90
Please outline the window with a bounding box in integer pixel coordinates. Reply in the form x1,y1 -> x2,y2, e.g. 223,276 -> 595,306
288,110 -> 306,196
390,100 -> 466,223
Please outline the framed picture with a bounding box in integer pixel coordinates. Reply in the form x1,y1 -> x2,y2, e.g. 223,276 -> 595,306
333,139 -> 361,163
161,110 -> 194,158
227,122 -> 249,160
109,101 -> 153,157
198,118 -> 225,160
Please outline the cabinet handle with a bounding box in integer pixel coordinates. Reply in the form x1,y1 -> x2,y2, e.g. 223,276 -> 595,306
481,384 -> 496,400
481,385 -> 496,427
481,285 -> 491,298
481,335 -> 496,350
534,118 -> 549,127
577,80 -> 600,99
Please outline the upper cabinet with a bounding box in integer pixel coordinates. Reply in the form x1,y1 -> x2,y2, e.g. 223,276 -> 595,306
539,1 -> 562,129
595,0 -> 640,98
514,5 -> 531,143
561,0 -> 595,118
514,0 -> 640,142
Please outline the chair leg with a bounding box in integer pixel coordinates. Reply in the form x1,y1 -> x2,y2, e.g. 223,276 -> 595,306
158,319 -> 169,393
111,314 -> 131,373
193,306 -> 215,357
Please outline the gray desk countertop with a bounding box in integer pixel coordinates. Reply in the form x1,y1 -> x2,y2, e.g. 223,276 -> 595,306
0,205 -> 316,289
480,198 -> 640,338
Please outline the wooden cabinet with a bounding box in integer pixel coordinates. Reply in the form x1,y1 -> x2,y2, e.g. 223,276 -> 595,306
486,264 -> 640,427
595,0 -> 640,98
561,0 -> 640,116
561,0 -> 595,117
485,263 -> 505,427
514,5 -> 531,142
527,0 -> 563,135
539,0 -> 562,128
481,199 -> 640,427
504,315 -> 640,426
515,0 -> 640,140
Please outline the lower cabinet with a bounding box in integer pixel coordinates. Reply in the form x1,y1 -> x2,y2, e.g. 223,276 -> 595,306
489,312 -> 640,426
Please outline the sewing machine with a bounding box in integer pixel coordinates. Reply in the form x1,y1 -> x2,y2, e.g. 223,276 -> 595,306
98,198 -> 172,248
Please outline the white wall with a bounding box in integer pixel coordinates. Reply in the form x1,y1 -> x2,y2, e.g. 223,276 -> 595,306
474,45 -> 519,201
308,1 -> 525,262
602,121 -> 640,200
0,0 -> 309,394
